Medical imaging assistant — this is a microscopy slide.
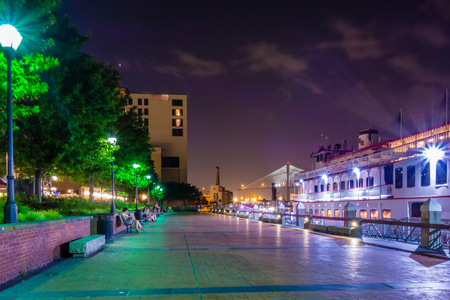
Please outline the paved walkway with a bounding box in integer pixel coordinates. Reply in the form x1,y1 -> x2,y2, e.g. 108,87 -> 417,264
2,213 -> 450,299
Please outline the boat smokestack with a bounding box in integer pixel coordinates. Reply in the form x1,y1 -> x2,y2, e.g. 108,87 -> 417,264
216,166 -> 220,186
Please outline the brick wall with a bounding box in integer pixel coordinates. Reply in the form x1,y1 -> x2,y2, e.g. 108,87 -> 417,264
113,214 -> 127,234
0,216 -> 91,285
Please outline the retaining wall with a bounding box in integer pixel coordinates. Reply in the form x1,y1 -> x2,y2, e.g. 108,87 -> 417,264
0,216 -> 91,285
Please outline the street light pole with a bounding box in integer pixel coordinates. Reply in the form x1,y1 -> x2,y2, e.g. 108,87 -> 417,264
133,164 -> 140,210
146,174 -> 151,207
108,132 -> 117,214
1,24 -> 22,223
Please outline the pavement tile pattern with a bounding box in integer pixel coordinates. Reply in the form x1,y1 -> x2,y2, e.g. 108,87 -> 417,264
1,212 -> 450,299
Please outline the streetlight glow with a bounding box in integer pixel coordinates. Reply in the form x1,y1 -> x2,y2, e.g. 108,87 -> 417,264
0,24 -> 22,50
133,164 -> 140,169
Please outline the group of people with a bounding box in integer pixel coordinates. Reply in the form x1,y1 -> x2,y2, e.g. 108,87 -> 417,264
121,203 -> 171,233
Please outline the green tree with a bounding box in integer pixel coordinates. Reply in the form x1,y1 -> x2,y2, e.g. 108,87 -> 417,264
114,105 -> 157,202
162,182 -> 204,206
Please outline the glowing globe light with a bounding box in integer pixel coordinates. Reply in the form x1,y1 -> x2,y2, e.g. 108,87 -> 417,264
424,146 -> 444,162
133,164 -> 140,169
0,24 -> 22,50
353,167 -> 360,175
146,174 -> 151,180
321,174 -> 327,180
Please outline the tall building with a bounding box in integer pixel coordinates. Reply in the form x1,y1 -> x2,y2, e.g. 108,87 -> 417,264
125,93 -> 187,183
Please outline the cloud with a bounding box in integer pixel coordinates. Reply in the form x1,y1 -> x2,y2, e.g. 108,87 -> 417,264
295,77 -> 326,95
153,51 -> 224,78
153,65 -> 183,78
388,55 -> 450,85
419,0 -> 450,21
245,42 -> 308,76
413,25 -> 448,46
318,20 -> 384,60
173,50 -> 225,77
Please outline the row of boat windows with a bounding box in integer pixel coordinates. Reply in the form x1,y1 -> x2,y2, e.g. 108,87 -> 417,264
309,160 -> 447,193
313,177 -> 374,193
393,160 -> 447,188
306,208 -> 391,219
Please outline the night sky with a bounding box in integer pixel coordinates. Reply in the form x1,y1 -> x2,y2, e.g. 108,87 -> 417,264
60,0 -> 450,190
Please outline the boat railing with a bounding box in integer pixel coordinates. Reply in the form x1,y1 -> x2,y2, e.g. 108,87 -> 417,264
294,184 -> 393,201
284,213 -> 449,250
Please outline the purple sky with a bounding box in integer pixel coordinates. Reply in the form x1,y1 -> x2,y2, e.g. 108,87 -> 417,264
60,0 -> 450,190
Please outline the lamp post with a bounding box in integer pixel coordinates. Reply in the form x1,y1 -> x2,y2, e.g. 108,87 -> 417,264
145,174 -> 151,207
108,132 -> 117,213
1,24 -> 22,223
133,164 -> 140,210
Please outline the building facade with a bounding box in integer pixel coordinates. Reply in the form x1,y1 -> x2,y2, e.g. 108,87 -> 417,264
126,93 -> 188,183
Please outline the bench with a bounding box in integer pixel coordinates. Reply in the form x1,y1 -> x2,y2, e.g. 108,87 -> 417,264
69,235 -> 105,258
119,213 -> 134,233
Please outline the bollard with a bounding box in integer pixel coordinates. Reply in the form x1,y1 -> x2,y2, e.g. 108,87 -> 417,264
415,198 -> 447,256
297,202 -> 305,227
304,216 -> 311,229
343,202 -> 357,228
97,213 -> 114,242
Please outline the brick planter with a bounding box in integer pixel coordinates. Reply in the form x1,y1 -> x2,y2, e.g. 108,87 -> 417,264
0,216 -> 91,285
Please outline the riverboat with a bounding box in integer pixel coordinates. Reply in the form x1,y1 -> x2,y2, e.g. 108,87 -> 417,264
293,124 -> 450,220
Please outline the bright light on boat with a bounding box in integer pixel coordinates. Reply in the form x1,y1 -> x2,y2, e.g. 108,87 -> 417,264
424,146 -> 444,162
353,167 -> 360,176
351,221 -> 357,227
321,174 -> 327,180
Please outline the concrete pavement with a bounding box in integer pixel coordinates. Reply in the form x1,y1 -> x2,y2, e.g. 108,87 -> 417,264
1,212 -> 450,299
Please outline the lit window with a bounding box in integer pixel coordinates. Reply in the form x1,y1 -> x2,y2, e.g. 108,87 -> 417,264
370,210 -> 378,220
327,209 -> 332,217
326,183 -> 330,191
333,183 -> 338,190
172,109 -> 183,116
359,210 -> 367,219
315,209 -> 319,216
395,167 -> 403,189
407,165 -> 415,187
334,209 -> 340,217
172,119 -> 183,127
320,209 -> 326,216
436,160 -> 447,185
382,209 -> 391,219
421,162 -> 430,186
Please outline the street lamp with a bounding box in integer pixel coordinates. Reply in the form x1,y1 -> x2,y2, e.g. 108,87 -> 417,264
1,24 -> 22,223
133,164 -> 140,210
145,174 -> 151,207
108,131 -> 117,213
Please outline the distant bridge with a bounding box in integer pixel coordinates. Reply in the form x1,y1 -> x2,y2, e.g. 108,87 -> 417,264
229,164 -> 304,202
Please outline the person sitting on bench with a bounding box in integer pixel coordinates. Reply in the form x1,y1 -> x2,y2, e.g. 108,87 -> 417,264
143,207 -> 157,222
122,208 -> 145,233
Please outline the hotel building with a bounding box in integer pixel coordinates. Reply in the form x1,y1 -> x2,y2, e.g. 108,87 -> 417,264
125,93 -> 188,183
